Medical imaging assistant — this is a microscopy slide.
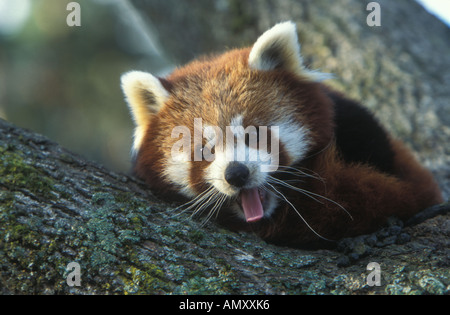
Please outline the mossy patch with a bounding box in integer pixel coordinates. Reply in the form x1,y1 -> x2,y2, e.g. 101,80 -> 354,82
174,266 -> 239,295
0,205 -> 70,294
0,145 -> 55,198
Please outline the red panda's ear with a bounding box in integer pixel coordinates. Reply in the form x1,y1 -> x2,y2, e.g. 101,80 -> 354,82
248,21 -> 330,81
121,71 -> 169,152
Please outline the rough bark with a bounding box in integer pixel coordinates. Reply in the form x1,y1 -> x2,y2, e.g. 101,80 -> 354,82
1,118 -> 449,295
1,0 -> 450,295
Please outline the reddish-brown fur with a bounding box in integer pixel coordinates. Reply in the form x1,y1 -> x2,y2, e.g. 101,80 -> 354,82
221,140 -> 443,247
131,45 -> 443,248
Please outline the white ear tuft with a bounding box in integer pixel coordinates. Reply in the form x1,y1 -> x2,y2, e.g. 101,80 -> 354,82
121,71 -> 169,153
249,21 -> 331,81
249,21 -> 303,72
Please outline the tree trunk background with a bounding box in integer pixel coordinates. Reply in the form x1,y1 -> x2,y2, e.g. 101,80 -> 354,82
1,0 -> 450,295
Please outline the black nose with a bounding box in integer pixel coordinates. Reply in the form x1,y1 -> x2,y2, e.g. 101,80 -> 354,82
225,162 -> 250,188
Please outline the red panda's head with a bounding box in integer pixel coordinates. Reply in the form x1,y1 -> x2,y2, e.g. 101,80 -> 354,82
121,22 -> 334,223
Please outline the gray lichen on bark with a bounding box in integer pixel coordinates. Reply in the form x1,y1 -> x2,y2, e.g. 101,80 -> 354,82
1,117 -> 449,295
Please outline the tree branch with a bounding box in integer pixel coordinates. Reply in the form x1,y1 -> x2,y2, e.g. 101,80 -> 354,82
1,118 -> 449,295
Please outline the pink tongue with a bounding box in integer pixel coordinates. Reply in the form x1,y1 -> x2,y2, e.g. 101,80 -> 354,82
240,188 -> 264,223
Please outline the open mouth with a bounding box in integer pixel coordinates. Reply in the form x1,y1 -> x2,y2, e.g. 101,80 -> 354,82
238,188 -> 267,223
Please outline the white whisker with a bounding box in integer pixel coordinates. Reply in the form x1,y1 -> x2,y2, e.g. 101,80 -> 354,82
200,193 -> 227,226
268,175 -> 353,221
276,165 -> 325,182
171,186 -> 216,217
265,182 -> 331,241
191,189 -> 221,218
170,182 -> 230,227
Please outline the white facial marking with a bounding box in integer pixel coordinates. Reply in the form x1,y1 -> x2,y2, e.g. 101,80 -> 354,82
164,151 -> 196,198
205,148 -> 236,196
277,120 -> 310,163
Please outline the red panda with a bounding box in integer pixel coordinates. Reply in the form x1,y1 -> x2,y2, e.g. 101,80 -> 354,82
121,22 -> 443,248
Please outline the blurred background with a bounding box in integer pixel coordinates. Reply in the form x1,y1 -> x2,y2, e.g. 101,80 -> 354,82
0,0 -> 449,175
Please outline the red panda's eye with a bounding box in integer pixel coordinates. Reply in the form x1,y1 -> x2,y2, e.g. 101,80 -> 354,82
194,144 -> 203,161
194,143 -> 216,162
202,144 -> 215,162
